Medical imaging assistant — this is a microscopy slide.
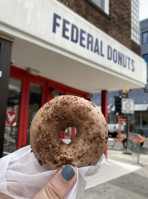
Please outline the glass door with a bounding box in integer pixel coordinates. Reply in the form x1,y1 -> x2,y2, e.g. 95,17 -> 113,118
27,83 -> 42,144
3,78 -> 22,154
6,65 -> 89,153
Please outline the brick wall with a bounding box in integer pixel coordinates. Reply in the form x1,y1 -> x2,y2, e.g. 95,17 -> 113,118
109,0 -> 131,48
131,40 -> 141,55
57,0 -> 140,55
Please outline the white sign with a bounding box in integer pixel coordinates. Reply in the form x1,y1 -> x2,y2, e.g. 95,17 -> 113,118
122,98 -> 134,114
0,0 -> 147,88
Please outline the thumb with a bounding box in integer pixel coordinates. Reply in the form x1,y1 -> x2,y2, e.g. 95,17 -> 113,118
34,164 -> 77,199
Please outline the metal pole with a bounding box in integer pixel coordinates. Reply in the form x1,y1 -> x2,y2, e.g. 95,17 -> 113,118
126,115 -> 129,150
123,93 -> 132,154
140,111 -> 142,129
137,142 -> 140,164
101,90 -> 108,158
125,93 -> 129,150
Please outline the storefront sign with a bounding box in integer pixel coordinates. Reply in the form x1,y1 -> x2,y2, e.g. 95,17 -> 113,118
52,13 -> 135,73
6,111 -> 17,125
0,0 -> 147,88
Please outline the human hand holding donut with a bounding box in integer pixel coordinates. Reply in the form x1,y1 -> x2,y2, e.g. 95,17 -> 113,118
0,96 -> 107,199
34,164 -> 77,199
31,95 -> 108,198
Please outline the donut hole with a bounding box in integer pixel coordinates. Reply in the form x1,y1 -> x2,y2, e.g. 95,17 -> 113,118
60,127 -> 77,144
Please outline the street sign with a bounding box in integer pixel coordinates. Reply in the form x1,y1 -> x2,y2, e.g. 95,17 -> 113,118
6,111 -> 17,125
122,98 -> 134,114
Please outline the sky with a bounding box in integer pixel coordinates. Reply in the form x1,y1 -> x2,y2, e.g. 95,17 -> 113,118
139,0 -> 148,21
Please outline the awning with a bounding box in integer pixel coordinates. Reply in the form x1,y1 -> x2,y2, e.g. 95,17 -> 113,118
108,104 -> 148,112
134,104 -> 148,111
0,0 -> 147,93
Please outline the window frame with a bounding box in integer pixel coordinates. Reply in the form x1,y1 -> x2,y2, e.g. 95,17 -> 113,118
142,32 -> 148,44
143,54 -> 148,64
143,54 -> 148,82
10,65 -> 90,149
87,0 -> 109,15
91,0 -> 104,9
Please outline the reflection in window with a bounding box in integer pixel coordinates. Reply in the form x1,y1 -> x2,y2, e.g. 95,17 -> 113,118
143,54 -> 148,65
134,111 -> 148,128
143,54 -> 148,82
4,78 -> 22,154
91,0 -> 102,7
27,84 -> 42,144
134,111 -> 140,126
142,111 -> 148,126
51,90 -> 62,98
142,32 -> 148,44
89,0 -> 109,14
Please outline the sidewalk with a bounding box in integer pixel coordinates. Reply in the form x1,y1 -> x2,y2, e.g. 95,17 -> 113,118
80,147 -> 148,199
85,158 -> 141,190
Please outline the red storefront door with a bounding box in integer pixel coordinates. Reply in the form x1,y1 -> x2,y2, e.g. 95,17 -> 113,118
3,65 -> 89,155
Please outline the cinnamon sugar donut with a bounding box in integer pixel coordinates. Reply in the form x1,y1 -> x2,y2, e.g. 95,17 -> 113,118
30,95 -> 108,170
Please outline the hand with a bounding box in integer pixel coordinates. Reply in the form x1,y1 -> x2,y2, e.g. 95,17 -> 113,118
34,164 -> 77,199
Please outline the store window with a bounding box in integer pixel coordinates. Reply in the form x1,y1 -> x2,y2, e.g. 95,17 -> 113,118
143,54 -> 148,65
135,111 -> 148,127
89,0 -> 109,14
2,66 -> 89,154
142,32 -> 148,44
51,90 -> 62,98
134,111 -> 140,126
143,54 -> 148,83
142,111 -> 148,126
27,83 -> 42,144
3,78 -> 22,154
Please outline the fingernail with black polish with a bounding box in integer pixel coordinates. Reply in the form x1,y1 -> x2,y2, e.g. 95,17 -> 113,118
61,164 -> 75,181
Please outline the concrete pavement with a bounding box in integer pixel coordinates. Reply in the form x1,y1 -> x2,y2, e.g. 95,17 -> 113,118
80,164 -> 148,199
85,159 -> 141,190
80,142 -> 148,199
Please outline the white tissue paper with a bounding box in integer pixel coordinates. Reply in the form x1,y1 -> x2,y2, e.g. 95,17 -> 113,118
0,145 -> 106,199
